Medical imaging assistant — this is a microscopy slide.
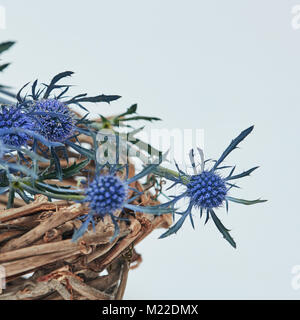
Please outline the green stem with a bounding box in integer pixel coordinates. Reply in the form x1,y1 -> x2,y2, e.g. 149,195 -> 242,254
19,181 -> 85,201
153,166 -> 190,185
7,186 -> 15,209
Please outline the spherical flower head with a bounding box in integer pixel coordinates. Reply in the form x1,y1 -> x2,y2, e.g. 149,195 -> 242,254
0,105 -> 35,147
186,170 -> 227,209
33,99 -> 75,142
85,174 -> 127,217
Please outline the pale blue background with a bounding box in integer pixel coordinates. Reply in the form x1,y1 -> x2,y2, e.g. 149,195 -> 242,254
1,0 -> 299,299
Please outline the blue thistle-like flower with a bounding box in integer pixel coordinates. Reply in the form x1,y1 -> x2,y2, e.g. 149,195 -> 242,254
186,171 -> 227,209
85,175 -> 128,217
72,163 -> 171,243
31,99 -> 75,142
11,72 -> 121,183
154,126 -> 266,248
0,105 -> 35,147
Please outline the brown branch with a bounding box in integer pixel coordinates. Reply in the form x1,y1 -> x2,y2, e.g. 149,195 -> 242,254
0,195 -> 70,223
3,250 -> 79,278
88,217 -> 141,272
66,276 -> 113,300
0,230 -> 24,243
0,203 -> 87,252
115,260 -> 130,300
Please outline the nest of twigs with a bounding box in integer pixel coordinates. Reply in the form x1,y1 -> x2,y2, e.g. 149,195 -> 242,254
0,118 -> 172,300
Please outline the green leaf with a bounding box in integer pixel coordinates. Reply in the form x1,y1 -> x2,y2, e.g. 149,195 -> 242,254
0,41 -> 15,55
36,182 -> 83,195
66,94 -> 121,105
210,209 -> 236,248
100,114 -> 110,126
7,186 -> 15,209
113,104 -> 138,124
0,63 -> 10,72
226,166 -> 259,181
15,188 -> 32,204
19,182 -> 84,201
43,71 -> 74,99
126,164 -> 160,184
12,146 -> 49,163
65,141 -> 95,160
159,211 -> 189,238
117,115 -> 161,122
0,170 -> 8,187
7,163 -> 38,180
40,159 -> 90,180
127,136 -> 162,158
226,196 -> 267,205
51,147 -> 62,181
213,126 -> 254,171
125,104 -> 137,114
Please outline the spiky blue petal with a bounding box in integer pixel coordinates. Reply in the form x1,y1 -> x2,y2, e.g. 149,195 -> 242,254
72,215 -> 93,242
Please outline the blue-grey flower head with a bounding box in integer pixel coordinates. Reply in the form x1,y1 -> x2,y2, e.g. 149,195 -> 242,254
156,126 -> 267,248
32,99 -> 75,142
187,171 -> 227,209
85,174 -> 127,217
71,163 -> 170,243
0,105 -> 35,147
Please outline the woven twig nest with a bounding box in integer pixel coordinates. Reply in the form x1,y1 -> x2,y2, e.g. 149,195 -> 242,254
0,112 -> 173,300
0,185 -> 172,300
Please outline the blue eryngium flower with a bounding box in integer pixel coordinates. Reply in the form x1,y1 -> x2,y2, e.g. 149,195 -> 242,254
0,105 -> 35,147
155,126 -> 266,248
31,99 -> 75,142
13,72 -> 121,182
85,175 -> 128,216
186,171 -> 227,209
72,163 -> 171,243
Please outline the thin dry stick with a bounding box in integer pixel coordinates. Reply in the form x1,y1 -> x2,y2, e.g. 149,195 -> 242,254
0,221 -> 130,264
87,262 -> 123,292
115,260 -> 130,300
67,276 -> 113,300
0,281 -> 52,300
2,213 -> 41,229
48,279 -> 72,300
89,218 -> 141,272
0,230 -> 24,243
0,203 -> 87,252
3,250 -> 79,278
0,196 -> 70,223
0,240 -> 80,263
134,213 -> 173,246
86,240 -> 118,264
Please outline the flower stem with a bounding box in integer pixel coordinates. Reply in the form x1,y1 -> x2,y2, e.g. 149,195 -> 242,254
153,166 -> 190,184
18,181 -> 85,201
